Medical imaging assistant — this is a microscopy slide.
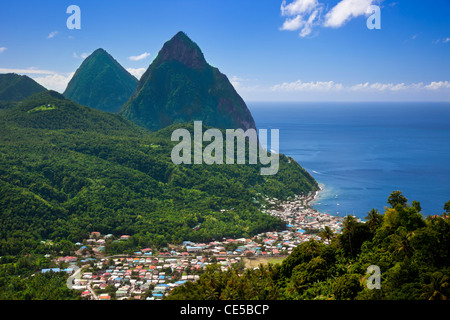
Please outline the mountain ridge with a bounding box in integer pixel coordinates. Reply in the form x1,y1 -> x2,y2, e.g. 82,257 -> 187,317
0,73 -> 47,102
64,48 -> 138,113
0,91 -> 318,252
121,31 -> 256,132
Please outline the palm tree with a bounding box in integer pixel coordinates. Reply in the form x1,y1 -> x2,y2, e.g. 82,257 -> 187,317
365,208 -> 382,232
343,215 -> 357,234
342,215 -> 358,257
318,226 -> 334,244
421,272 -> 449,300
394,227 -> 414,259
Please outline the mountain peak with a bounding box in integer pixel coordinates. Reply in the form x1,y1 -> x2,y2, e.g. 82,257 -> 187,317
156,31 -> 207,69
90,48 -> 108,57
121,32 -> 256,132
63,48 -> 138,113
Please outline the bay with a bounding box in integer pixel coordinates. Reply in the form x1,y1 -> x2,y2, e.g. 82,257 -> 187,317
249,102 -> 450,219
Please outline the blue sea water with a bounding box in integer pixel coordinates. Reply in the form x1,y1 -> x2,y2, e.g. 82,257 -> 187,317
249,102 -> 450,219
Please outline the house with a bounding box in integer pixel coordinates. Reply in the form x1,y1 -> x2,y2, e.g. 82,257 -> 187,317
81,291 -> 91,298
116,290 -> 128,297
57,256 -> 77,263
72,285 -> 87,290
41,268 -> 61,273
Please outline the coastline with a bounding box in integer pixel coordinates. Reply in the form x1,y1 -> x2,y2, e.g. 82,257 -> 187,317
309,184 -> 324,206
263,185 -> 344,245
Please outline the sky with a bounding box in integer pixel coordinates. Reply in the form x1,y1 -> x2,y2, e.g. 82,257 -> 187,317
0,0 -> 449,102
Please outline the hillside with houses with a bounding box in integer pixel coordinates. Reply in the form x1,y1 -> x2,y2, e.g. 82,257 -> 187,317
52,194 -> 346,300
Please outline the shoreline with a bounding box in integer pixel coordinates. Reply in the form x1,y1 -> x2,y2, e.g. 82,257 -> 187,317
299,184 -> 324,210
263,186 -> 344,245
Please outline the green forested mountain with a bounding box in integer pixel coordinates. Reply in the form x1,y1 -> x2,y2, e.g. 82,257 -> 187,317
63,48 -> 138,113
0,73 -> 46,103
121,31 -> 256,131
167,193 -> 450,301
0,90 -> 318,255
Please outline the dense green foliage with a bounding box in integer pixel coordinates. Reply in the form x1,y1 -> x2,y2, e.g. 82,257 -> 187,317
0,73 -> 46,102
167,192 -> 450,300
0,91 -> 318,256
0,254 -> 79,300
64,48 -> 138,113
121,31 -> 256,131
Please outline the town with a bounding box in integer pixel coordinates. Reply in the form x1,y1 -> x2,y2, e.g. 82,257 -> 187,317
44,192 -> 349,300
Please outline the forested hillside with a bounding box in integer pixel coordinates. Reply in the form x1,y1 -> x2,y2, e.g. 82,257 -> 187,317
167,192 -> 450,300
0,73 -> 46,103
63,48 -> 138,113
0,91 -> 318,255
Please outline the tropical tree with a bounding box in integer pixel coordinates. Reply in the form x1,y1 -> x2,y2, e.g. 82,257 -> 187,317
318,226 -> 335,244
343,215 -> 358,234
412,200 -> 422,212
365,208 -> 383,232
393,226 -> 414,259
342,215 -> 358,257
387,191 -> 408,208
332,274 -> 363,300
444,200 -> 450,218
421,271 -> 449,300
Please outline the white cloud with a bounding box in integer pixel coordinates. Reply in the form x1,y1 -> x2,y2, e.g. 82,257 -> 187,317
270,80 -> 450,94
230,76 -> 244,88
32,72 -> 75,93
47,31 -> 59,39
0,67 -> 74,93
432,37 -> 450,44
128,52 -> 151,61
126,67 -> 146,79
280,0 -> 322,37
0,67 -> 55,75
281,15 -> 304,31
271,80 -> 344,91
73,52 -> 90,59
230,76 -> 261,92
231,78 -> 450,101
280,0 -> 378,36
323,0 -> 375,28
0,47 -> 7,54
424,81 -> 450,90
281,0 -> 319,16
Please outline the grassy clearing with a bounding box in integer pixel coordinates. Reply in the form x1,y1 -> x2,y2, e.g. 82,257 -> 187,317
27,104 -> 57,113
243,256 -> 286,269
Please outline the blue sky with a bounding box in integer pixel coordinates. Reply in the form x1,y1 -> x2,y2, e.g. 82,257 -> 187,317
0,0 -> 449,101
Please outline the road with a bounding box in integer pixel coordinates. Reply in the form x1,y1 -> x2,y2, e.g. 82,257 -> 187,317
67,265 -> 98,300
66,265 -> 82,290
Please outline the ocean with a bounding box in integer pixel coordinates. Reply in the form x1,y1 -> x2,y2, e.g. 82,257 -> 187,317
249,102 -> 450,219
